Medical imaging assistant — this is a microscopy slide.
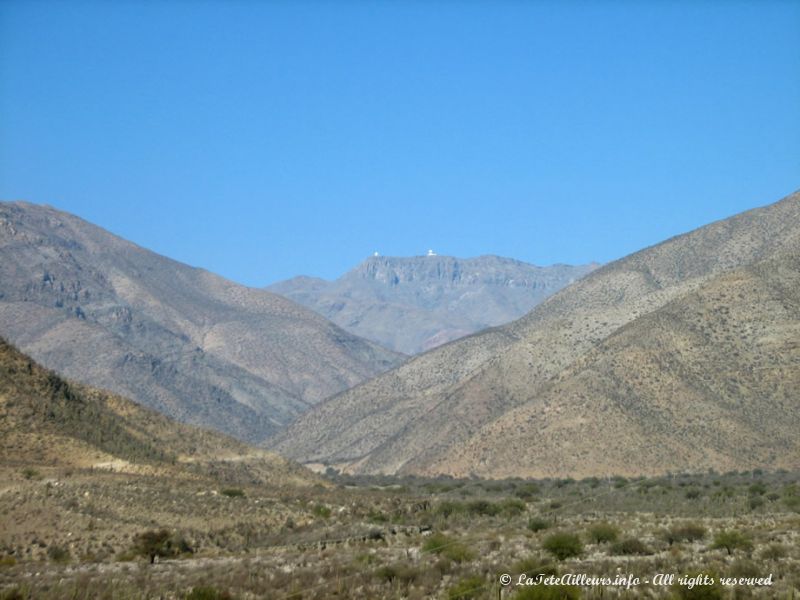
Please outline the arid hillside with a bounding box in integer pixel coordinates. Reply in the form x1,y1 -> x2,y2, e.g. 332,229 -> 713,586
270,191 -> 800,478
0,202 -> 404,443
0,336 -> 318,487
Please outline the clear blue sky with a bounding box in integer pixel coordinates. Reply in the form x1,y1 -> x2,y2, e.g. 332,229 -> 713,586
1,1 -> 798,286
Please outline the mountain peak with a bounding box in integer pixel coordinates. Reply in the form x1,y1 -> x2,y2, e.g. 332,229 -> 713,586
269,254 -> 599,354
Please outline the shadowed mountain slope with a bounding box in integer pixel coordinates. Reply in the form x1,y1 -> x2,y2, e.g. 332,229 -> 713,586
270,191 -> 800,477
268,255 -> 598,354
0,336 -> 318,487
0,202 -> 404,443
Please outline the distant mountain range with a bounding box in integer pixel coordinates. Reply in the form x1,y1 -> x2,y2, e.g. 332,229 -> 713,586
270,190 -> 800,478
0,202 -> 404,443
268,256 -> 598,354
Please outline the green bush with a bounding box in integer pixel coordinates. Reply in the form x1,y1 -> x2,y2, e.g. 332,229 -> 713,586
512,556 -> 558,579
678,523 -> 707,542
514,584 -> 582,599
436,501 -> 466,519
671,572 -> 723,599
447,575 -> 486,600
21,468 -> 40,481
422,533 -> 474,563
1,587 -> 29,600
527,517 -> 551,532
500,498 -> 527,517
514,483 -> 541,500
466,499 -> 501,516
46,545 -> 70,563
542,532 -> 583,560
760,543 -> 787,560
587,522 -> 618,544
184,587 -> 234,600
312,504 -> 331,518
376,563 -> 419,584
0,555 -> 17,568
728,559 -> 760,579
220,488 -> 245,498
609,537 -> 651,556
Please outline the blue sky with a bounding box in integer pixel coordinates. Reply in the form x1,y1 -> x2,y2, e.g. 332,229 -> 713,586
1,1 -> 798,286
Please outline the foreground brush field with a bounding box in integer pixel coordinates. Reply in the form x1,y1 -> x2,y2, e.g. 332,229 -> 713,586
1,468 -> 799,599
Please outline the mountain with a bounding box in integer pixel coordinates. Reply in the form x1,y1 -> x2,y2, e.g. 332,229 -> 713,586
268,255 -> 598,354
0,202 -> 404,443
0,336 -> 318,487
270,190 -> 800,478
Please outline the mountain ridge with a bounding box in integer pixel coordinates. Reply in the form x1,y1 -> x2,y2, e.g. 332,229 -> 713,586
268,254 -> 598,354
270,190 -> 800,477
0,201 -> 404,443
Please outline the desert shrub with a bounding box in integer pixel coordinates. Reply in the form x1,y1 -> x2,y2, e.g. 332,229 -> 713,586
748,482 -> 767,496
527,517 -> 551,532
612,476 -> 627,489
514,483 -> 541,500
711,530 -> 753,555
587,522 -> 619,544
184,587 -> 234,600
0,555 -> 16,567
728,559 -> 760,578
784,494 -> 800,512
376,563 -> 419,584
0,587 -> 29,600
442,543 -> 474,563
466,499 -> 501,516
21,468 -> 40,480
512,556 -> 558,578
759,543 -> 787,560
748,496 -> 764,511
514,584 -> 582,599
46,545 -> 70,563
436,501 -> 466,519
220,488 -> 244,498
447,575 -> 486,599
500,498 -> 527,517
422,533 -> 474,563
662,523 -> 707,545
671,572 -> 723,599
684,488 -> 702,500
312,504 -> 331,518
367,509 -> 388,523
542,532 -> 583,560
609,537 -> 651,556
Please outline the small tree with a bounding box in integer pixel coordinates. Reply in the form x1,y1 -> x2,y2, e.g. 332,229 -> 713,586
710,530 -> 752,556
133,529 -> 191,564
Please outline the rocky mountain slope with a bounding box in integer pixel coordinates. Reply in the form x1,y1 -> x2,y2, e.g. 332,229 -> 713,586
0,336 -> 318,487
0,202 -> 404,443
270,191 -> 800,478
268,255 -> 598,354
